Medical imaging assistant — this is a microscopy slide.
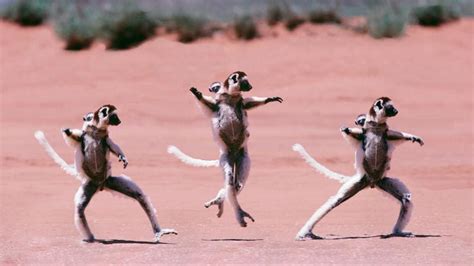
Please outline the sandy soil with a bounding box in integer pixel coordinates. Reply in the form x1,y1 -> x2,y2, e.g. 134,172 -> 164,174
0,20 -> 472,264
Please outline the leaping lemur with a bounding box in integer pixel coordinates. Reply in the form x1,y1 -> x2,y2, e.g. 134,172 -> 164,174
184,71 -> 283,227
295,97 -> 424,240
35,105 -> 177,243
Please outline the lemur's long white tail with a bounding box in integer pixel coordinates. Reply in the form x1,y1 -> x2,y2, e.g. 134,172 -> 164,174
34,130 -> 81,180
292,143 -> 351,183
167,145 -> 219,168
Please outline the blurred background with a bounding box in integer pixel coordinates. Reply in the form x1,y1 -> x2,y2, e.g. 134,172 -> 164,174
0,0 -> 472,49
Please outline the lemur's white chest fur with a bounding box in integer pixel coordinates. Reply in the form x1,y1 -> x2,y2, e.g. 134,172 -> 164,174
212,94 -> 249,153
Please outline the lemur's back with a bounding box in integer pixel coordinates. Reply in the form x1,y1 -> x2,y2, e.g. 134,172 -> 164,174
215,95 -> 248,153
362,122 -> 389,185
81,128 -> 110,185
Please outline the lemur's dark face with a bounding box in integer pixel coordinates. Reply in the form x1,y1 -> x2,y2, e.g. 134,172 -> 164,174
354,114 -> 366,126
224,71 -> 252,95
370,97 -> 398,119
94,104 -> 121,128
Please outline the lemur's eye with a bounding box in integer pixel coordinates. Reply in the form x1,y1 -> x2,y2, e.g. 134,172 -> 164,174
230,74 -> 238,84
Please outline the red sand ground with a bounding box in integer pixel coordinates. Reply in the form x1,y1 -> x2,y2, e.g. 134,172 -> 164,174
1,20 -> 472,264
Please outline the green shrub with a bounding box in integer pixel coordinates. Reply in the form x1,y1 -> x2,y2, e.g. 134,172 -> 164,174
1,0 -> 51,26
166,15 -> 208,43
308,9 -> 341,24
367,6 -> 407,39
53,5 -> 98,50
267,4 -> 284,26
412,4 -> 460,27
99,4 -> 156,50
234,16 -> 259,40
285,15 -> 305,31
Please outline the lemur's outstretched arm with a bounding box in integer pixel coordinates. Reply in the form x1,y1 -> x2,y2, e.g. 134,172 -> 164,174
190,87 -> 218,112
243,96 -> 283,110
341,127 -> 364,140
106,137 -> 128,168
386,130 -> 424,146
62,128 -> 83,147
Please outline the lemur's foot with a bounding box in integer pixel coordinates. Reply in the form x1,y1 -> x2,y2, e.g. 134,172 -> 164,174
236,209 -> 255,227
216,202 -> 225,218
82,235 -> 95,243
381,231 -> 414,239
204,200 -> 224,218
295,232 -> 323,241
154,229 -> 178,242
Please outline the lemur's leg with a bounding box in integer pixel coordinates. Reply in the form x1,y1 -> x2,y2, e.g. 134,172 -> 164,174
103,176 -> 177,241
204,188 -> 226,218
296,176 -> 369,240
235,149 -> 251,194
74,181 -> 99,242
243,96 -> 283,110
376,177 -> 413,237
387,130 -> 424,146
220,153 -> 254,227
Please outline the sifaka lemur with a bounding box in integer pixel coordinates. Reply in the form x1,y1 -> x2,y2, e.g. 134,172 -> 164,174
185,71 -> 283,227
35,105 -> 177,243
295,97 -> 424,240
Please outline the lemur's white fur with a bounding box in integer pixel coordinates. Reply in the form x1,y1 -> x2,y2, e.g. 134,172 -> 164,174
34,130 -> 81,179
296,97 -> 424,241
292,144 -> 351,183
167,145 -> 219,167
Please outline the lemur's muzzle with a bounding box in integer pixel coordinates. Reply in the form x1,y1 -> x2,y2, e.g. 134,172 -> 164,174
109,114 -> 121,125
385,105 -> 398,117
240,80 -> 252,91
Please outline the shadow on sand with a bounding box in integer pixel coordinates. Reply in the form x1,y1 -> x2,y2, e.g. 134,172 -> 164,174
322,234 -> 443,240
202,238 -> 264,242
93,239 -> 174,245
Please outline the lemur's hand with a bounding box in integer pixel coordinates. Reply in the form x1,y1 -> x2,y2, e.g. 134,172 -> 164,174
340,127 -> 350,134
190,87 -> 202,100
62,128 -> 72,136
118,155 -> 128,169
409,136 -> 424,146
265,97 -> 283,104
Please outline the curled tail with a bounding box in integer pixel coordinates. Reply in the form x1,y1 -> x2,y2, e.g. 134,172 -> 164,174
292,143 -> 352,183
167,145 -> 219,168
34,130 -> 81,180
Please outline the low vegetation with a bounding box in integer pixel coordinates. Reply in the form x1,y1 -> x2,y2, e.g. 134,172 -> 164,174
266,4 -> 285,26
367,5 -> 407,39
285,15 -> 305,31
99,3 -> 156,50
0,0 -> 466,49
412,4 -> 460,27
308,9 -> 341,24
234,15 -> 259,40
52,4 -> 98,50
1,0 -> 51,26
165,15 -> 209,43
